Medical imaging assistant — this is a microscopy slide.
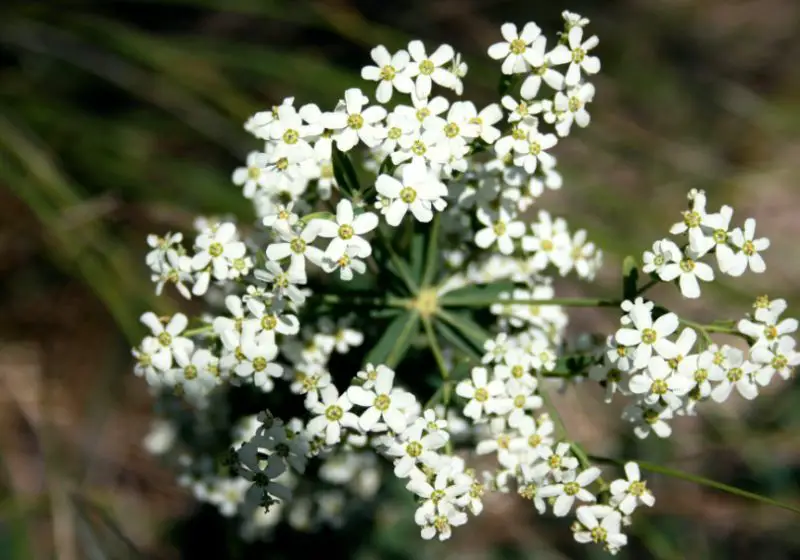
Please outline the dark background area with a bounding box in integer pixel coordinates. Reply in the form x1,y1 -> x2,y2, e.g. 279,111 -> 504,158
1,0 -> 800,557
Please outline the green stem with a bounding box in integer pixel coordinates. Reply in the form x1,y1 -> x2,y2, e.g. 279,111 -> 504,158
184,325 -> 213,337
317,293 -> 407,308
679,318 -> 751,344
589,455 -> 800,516
441,297 -> 621,308
636,278 -> 660,296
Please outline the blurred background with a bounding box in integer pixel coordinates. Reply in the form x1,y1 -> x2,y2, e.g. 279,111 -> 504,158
2,0 -> 800,558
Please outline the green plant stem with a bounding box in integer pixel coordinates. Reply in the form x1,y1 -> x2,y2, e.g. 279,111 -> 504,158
678,317 -> 751,344
636,278 -> 660,295
441,297 -> 621,308
183,325 -> 214,337
318,293 -> 407,308
589,455 -> 800,516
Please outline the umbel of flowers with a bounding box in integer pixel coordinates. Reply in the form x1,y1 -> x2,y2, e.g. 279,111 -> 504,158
134,10 -> 799,554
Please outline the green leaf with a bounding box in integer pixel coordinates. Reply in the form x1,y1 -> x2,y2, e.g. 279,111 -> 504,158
436,309 -> 492,351
365,310 -> 420,369
421,215 -> 441,287
331,144 -> 361,196
439,280 -> 517,306
408,231 -> 426,283
498,74 -> 514,97
378,154 -> 396,176
622,255 -> 639,300
434,319 -> 482,362
375,227 -> 418,293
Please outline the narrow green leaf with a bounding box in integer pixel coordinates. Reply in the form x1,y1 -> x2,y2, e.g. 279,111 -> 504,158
439,280 -> 516,306
331,144 -> 361,196
622,255 -> 639,300
408,231 -> 426,283
434,319 -> 482,362
421,215 -> 441,287
365,310 -> 419,369
377,154 -> 396,176
375,227 -> 418,293
498,74 -> 514,97
436,309 -> 492,351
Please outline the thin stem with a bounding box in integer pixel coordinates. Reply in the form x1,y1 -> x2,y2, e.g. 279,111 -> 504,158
636,278 -> 660,296
317,293 -> 407,308
422,316 -> 451,406
589,455 -> 800,516
184,325 -> 213,337
441,297 -> 622,308
679,318 -> 751,344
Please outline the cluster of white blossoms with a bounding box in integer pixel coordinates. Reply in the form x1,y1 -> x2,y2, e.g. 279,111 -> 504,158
584,191 -> 798,442
133,9 -> 796,554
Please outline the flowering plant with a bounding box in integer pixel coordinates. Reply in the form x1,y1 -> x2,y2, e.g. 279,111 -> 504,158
135,10 -> 799,553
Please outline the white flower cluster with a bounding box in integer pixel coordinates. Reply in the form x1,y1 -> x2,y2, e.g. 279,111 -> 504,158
132,9 -> 797,555
644,189 -> 770,299
589,190 -> 798,439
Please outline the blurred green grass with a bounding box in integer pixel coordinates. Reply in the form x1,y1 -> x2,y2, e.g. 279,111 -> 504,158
2,0 -> 800,557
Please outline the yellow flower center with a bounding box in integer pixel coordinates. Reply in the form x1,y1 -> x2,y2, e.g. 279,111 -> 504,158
290,238 -> 306,254
325,405 -> 343,421
641,328 -> 657,345
347,114 -> 364,130
419,59 -> 435,75
400,186 -> 417,203
374,394 -> 391,411
510,38 -> 527,54
405,441 -> 423,457
252,357 -> 267,372
282,129 -> 299,145
380,65 -> 396,81
474,387 -> 489,402
209,242 -> 224,258
338,224 -> 354,240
